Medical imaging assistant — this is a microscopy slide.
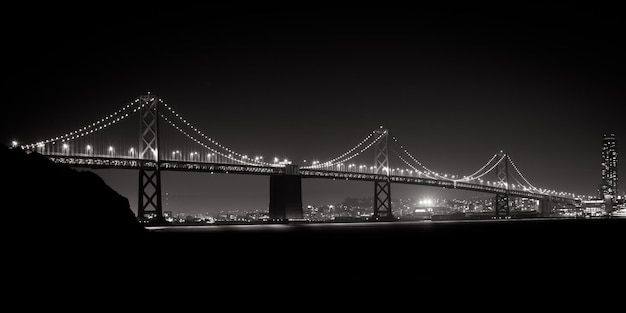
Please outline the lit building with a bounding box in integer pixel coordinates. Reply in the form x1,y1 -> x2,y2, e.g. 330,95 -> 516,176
600,133 -> 618,209
164,211 -> 174,223
581,199 -> 605,217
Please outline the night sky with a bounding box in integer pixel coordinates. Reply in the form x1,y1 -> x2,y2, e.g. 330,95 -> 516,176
3,6 -> 624,215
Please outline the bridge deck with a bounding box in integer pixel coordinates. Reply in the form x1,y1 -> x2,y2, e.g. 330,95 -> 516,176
46,155 -> 573,202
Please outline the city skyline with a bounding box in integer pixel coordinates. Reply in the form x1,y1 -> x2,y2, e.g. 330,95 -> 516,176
2,7 -> 624,215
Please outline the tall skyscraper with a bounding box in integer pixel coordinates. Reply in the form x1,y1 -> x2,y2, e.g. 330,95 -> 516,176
600,133 -> 618,206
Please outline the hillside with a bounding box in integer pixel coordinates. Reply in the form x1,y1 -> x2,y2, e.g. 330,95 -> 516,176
1,145 -> 145,241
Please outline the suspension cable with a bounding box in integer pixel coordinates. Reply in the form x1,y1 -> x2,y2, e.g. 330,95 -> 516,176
23,98 -> 142,149
301,129 -> 382,169
506,155 -> 548,194
468,154 -> 507,180
464,154 -> 498,180
392,149 -> 438,179
160,114 -> 272,166
159,99 -> 274,166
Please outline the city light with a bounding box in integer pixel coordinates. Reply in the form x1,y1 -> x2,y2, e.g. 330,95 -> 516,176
11,140 -> 18,147
418,199 -> 434,206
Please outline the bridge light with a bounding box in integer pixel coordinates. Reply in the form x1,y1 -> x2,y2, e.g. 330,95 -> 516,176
86,145 -> 91,151
62,143 -> 69,150
109,146 -> 114,152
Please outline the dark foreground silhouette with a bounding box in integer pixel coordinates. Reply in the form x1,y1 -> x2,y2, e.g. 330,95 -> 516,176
1,145 -> 145,242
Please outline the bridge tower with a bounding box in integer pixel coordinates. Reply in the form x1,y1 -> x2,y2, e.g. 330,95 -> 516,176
137,93 -> 164,223
494,151 -> 510,217
372,128 -> 394,220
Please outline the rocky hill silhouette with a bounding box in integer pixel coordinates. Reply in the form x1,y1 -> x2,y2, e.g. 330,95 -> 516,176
1,145 -> 145,240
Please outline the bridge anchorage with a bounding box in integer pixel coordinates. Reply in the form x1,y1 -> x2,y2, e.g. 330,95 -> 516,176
17,93 -> 581,223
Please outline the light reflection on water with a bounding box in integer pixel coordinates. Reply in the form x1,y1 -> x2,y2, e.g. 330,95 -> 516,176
147,223 -> 294,232
147,220 -> 430,232
146,216 -> 585,232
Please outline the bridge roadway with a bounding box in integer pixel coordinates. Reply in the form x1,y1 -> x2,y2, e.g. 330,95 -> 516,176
47,155 -> 574,202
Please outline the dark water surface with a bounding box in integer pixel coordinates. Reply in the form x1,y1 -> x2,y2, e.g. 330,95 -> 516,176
143,218 -> 623,267
5,217 -> 621,299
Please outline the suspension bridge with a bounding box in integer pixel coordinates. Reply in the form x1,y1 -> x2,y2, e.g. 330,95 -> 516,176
17,93 -> 579,223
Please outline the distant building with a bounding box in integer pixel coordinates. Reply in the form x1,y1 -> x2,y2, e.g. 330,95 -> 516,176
581,199 -> 605,217
600,133 -> 618,211
164,211 -> 174,223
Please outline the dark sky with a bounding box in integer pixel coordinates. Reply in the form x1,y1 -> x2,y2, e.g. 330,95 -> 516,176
3,6 -> 624,215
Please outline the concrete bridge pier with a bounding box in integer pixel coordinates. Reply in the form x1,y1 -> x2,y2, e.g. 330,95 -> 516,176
539,197 -> 553,216
269,165 -> 303,220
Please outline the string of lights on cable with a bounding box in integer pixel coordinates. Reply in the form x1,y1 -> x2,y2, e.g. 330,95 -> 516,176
22,98 -> 143,149
159,99 -> 275,167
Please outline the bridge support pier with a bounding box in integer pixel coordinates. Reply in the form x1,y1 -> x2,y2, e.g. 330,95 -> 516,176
373,179 -> 393,220
138,168 -> 164,223
269,165 -> 303,220
495,193 -> 510,218
539,197 -> 553,216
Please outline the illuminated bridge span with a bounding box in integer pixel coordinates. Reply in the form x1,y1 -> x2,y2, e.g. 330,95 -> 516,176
18,94 -> 580,222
